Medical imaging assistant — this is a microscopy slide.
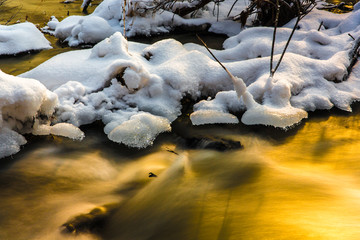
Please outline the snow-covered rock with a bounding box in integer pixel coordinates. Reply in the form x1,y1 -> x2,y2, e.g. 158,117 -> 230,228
0,71 -> 83,159
0,22 -> 51,55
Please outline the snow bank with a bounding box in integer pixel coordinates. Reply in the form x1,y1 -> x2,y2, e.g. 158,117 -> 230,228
16,4 -> 360,151
191,6 -> 360,127
0,71 -> 84,159
21,32 -> 232,148
0,22 -> 51,55
45,0 -> 245,46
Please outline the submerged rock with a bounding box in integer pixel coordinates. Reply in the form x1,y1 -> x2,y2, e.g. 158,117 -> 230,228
61,204 -> 118,234
184,136 -> 243,151
148,172 -> 158,177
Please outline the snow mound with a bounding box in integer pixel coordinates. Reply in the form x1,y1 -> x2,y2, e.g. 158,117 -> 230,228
0,22 -> 51,55
0,71 -> 83,159
0,71 -> 57,123
55,15 -> 115,47
241,104 -> 308,128
90,32 -> 129,58
108,112 -> 171,148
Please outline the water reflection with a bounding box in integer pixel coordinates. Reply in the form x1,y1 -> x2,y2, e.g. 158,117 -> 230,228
1,115 -> 360,239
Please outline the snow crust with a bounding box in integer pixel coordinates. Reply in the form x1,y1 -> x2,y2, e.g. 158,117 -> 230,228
0,22 -> 51,55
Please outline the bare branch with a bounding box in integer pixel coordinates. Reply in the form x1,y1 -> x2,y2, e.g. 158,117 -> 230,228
273,0 -> 303,74
270,0 -> 280,76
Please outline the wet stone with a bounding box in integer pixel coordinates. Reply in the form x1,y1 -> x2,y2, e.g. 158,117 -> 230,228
184,136 -> 243,151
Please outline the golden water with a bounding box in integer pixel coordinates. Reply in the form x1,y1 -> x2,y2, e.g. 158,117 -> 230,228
2,114 -> 360,240
1,1 -> 360,239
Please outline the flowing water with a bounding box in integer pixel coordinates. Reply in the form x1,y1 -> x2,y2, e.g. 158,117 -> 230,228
1,1 -> 360,240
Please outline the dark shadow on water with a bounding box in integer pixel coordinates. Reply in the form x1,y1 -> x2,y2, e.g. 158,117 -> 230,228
129,31 -> 228,50
3,101 -> 360,170
171,109 -> 306,146
172,100 -> 360,146
0,121 -> 163,170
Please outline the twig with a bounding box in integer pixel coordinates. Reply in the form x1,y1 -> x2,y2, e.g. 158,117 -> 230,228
317,21 -> 323,31
272,0 -> 314,76
342,37 -> 360,81
82,0 -> 91,13
300,3 -> 316,20
270,0 -> 280,76
123,0 -> 127,39
196,34 -> 231,76
0,0 -> 7,7
227,0 -> 238,17
5,5 -> 22,25
272,0 -> 301,74
197,34 -> 256,109
348,33 -> 355,41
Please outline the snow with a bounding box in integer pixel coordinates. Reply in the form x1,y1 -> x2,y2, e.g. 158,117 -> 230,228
21,33 -> 223,147
22,6 -> 360,132
3,0 -> 360,157
108,112 -> 171,148
32,121 -> 85,140
190,110 -> 239,125
55,15 -> 115,46
46,0 -> 246,46
0,128 -> 27,158
0,71 -> 84,159
0,22 -> 52,55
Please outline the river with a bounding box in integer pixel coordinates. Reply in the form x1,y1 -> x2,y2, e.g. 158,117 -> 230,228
1,1 -> 360,240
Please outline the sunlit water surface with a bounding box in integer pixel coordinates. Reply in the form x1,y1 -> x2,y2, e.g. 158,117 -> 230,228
1,1 -> 360,240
